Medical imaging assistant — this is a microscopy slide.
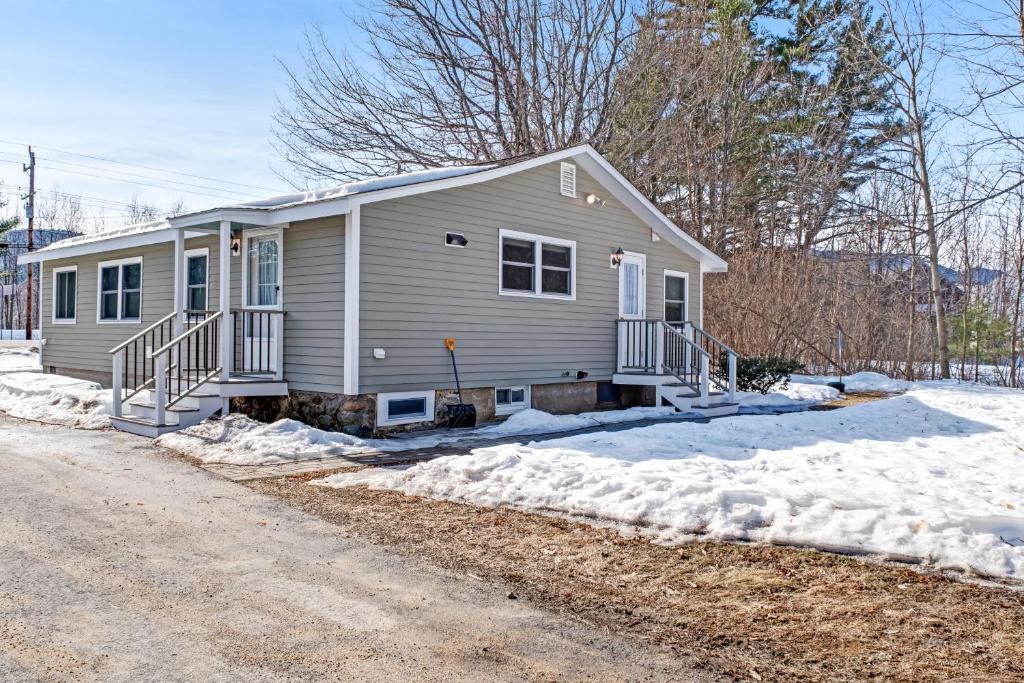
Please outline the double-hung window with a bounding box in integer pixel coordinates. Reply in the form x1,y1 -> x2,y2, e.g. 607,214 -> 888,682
184,248 -> 209,312
499,229 -> 575,299
52,266 -> 77,323
664,270 -> 688,323
97,258 -> 142,322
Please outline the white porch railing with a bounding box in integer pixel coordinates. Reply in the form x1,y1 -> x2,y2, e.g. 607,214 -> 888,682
616,319 -> 738,404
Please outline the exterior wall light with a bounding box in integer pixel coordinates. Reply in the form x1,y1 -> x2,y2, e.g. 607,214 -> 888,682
610,247 -> 625,268
586,193 -> 605,205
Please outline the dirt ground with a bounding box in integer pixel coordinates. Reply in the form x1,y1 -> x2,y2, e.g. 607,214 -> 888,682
809,390 -> 895,410
250,474 -> 1024,683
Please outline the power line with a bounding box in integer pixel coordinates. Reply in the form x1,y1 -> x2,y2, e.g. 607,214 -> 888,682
0,139 -> 283,193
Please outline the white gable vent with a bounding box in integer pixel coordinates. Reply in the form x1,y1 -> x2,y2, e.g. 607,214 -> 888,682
559,162 -> 577,198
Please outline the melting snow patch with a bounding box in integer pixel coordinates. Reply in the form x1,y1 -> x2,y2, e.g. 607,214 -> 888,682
0,371 -> 110,428
791,371 -> 911,393
318,382 -> 1024,580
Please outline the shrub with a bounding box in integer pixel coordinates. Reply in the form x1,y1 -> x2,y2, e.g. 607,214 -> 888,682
720,356 -> 805,394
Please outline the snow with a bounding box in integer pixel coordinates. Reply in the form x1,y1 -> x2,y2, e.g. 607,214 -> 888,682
224,165 -> 494,210
318,381 -> 1024,580
32,220 -> 169,256
0,346 -> 42,374
155,406 -> 682,466
737,382 -> 839,413
791,371 -> 911,393
0,371 -> 111,429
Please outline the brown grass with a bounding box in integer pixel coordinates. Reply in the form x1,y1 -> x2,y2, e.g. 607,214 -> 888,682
248,475 -> 1024,683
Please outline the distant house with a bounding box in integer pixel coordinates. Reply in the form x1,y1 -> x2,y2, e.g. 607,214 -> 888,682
20,146 -> 739,437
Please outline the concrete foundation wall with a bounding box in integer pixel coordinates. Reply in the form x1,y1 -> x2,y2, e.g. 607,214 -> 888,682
46,365 -> 113,388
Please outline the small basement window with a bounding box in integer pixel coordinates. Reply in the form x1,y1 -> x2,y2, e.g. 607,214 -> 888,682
377,390 -> 436,427
495,386 -> 529,415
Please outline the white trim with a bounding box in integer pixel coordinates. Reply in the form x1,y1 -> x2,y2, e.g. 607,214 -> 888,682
376,390 -> 435,427
19,228 -> 208,264
494,385 -> 530,416
559,162 -> 577,198
51,265 -> 78,324
182,247 -> 210,313
699,266 -> 704,327
662,269 -> 690,322
96,256 -> 143,324
498,228 -> 576,301
241,227 -> 284,310
617,251 -> 646,319
343,206 -> 361,395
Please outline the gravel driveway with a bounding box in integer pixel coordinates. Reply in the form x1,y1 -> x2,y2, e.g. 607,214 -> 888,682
0,414 -> 712,682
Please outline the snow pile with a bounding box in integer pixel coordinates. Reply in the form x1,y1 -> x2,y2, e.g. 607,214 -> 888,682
737,382 -> 839,413
319,382 -> 1024,580
155,415 -> 379,466
0,371 -> 111,428
792,371 -> 911,393
0,347 -> 42,373
157,406 -> 682,466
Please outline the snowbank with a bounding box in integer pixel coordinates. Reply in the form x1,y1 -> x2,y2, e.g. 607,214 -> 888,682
0,347 -> 42,373
791,371 -> 911,393
319,383 -> 1024,580
0,371 -> 110,428
737,383 -> 839,413
156,406 -> 682,466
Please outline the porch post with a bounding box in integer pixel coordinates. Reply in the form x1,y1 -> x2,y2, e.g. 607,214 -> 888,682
172,229 -> 185,335
219,221 -> 231,383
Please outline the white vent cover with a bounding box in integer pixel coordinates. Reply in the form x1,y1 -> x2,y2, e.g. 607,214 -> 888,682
559,162 -> 577,198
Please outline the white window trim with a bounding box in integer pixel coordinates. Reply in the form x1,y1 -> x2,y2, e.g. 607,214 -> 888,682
96,256 -> 143,324
494,385 -> 530,416
560,162 -> 577,198
241,227 -> 284,310
498,228 -> 576,301
51,265 -> 78,324
183,247 -> 210,314
377,390 -> 436,427
617,251 -> 647,318
663,269 -> 690,323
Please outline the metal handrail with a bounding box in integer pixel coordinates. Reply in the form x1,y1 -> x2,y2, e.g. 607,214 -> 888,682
665,322 -> 710,358
108,311 -> 177,354
151,310 -> 224,358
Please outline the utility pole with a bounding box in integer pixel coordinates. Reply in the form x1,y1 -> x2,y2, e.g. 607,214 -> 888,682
23,146 -> 35,340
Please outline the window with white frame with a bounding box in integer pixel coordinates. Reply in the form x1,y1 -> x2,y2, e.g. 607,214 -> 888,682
495,386 -> 529,415
184,248 -> 209,312
499,229 -> 575,299
377,390 -> 435,427
97,258 -> 142,322
664,271 -> 688,323
52,266 -> 77,323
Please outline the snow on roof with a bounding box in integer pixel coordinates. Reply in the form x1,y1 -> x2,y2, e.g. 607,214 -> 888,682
32,219 -> 170,255
197,164 -> 495,213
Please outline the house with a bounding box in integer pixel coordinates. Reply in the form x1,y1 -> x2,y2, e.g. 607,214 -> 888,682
19,146 -> 738,437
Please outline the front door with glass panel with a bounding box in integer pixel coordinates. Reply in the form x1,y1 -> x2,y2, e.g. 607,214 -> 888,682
618,252 -> 646,319
242,231 -> 281,374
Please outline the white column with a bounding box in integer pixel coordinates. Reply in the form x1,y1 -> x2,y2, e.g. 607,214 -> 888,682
153,350 -> 166,425
728,353 -> 737,403
172,229 -> 185,335
219,221 -> 231,381
343,206 -> 361,395
699,354 -> 710,407
111,352 -> 123,418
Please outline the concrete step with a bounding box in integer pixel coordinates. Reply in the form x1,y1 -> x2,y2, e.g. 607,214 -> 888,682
688,402 -> 740,418
109,415 -> 183,438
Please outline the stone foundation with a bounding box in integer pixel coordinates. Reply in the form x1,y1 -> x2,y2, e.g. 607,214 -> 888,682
531,381 -> 598,414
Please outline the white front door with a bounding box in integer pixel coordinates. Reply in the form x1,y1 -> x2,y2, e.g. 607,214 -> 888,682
241,230 -> 282,374
618,252 -> 646,319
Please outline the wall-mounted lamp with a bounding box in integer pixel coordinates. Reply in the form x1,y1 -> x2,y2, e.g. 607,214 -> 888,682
610,247 -> 625,268
585,193 -> 605,206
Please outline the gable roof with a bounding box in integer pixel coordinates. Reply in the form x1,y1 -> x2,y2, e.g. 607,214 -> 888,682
21,146 -> 727,271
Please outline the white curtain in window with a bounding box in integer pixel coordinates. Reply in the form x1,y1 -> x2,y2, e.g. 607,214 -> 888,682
622,262 -> 640,316
247,236 -> 279,306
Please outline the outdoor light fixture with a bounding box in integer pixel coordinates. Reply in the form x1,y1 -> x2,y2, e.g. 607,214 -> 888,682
610,247 -> 625,268
586,193 -> 605,205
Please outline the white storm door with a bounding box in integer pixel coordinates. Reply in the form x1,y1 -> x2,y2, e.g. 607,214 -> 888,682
618,252 -> 646,319
241,231 -> 281,373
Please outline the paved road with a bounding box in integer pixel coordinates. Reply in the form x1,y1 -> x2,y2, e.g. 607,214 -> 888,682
0,414 -> 714,682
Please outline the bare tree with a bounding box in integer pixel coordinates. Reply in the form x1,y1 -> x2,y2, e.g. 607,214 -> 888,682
35,190 -> 84,232
274,0 -> 638,182
126,195 -> 160,224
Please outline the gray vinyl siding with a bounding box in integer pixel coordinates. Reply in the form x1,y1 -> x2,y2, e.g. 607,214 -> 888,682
39,216 -> 345,392
280,216 -> 345,393
358,161 -> 703,394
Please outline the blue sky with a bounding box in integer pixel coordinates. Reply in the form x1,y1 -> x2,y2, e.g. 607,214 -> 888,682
0,1 -> 361,226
